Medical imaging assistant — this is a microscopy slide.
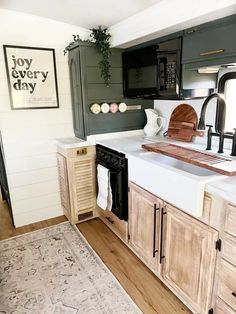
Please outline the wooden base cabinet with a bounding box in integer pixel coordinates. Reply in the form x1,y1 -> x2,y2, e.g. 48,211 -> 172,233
57,146 -> 97,224
214,203 -> 236,313
128,182 -> 163,273
162,203 -> 218,314
128,181 -> 219,314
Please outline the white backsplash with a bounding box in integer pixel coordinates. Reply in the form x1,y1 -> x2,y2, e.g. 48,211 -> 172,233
154,98 -> 233,152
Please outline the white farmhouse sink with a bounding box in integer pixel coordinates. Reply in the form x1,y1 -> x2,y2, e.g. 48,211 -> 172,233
127,149 -> 224,217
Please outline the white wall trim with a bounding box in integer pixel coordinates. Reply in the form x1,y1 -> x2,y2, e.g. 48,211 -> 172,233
109,0 -> 236,47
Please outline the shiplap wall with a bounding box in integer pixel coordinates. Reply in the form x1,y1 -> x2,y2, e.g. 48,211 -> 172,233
0,9 -> 90,226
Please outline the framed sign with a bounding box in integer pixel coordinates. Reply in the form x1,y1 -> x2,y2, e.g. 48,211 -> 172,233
3,45 -> 59,109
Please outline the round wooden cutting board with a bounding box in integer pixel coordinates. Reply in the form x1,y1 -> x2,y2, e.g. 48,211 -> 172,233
169,103 -> 198,124
167,104 -> 203,142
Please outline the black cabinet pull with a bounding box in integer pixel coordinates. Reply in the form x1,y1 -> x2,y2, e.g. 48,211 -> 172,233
105,217 -> 114,224
153,203 -> 159,258
160,207 -> 166,264
232,292 -> 236,298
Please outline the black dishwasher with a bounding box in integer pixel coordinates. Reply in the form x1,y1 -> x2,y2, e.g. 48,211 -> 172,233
96,144 -> 128,221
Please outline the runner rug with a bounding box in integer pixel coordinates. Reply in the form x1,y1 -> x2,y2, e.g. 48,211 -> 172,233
0,222 -> 141,313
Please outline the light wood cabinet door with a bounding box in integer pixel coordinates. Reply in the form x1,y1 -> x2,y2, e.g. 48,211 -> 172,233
218,259 -> 236,311
162,203 -> 218,314
57,147 -> 97,224
215,298 -> 236,314
129,182 -> 163,273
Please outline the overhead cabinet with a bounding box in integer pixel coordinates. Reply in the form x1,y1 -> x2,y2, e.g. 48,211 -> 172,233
182,15 -> 236,69
68,42 -> 153,139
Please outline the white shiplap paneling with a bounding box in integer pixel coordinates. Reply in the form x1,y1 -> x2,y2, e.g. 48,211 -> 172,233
13,204 -> 64,227
0,9 -> 90,226
10,180 -> 60,201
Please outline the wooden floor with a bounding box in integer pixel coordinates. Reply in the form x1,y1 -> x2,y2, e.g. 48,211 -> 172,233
0,199 -> 67,241
0,200 -> 191,314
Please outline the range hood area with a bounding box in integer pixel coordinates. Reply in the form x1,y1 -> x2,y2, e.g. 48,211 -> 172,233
181,63 -> 236,99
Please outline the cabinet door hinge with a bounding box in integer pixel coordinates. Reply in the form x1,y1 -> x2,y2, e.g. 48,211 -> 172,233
208,308 -> 213,314
216,239 -> 221,251
128,234 -> 130,241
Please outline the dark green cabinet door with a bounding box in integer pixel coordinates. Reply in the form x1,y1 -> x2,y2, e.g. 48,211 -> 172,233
68,49 -> 86,139
68,42 -> 153,138
182,16 -> 236,68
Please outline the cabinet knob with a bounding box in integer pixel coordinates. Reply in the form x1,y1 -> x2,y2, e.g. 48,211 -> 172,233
187,28 -> 197,34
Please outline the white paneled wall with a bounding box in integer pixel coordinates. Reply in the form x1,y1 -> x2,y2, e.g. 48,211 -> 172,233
0,9 -> 90,226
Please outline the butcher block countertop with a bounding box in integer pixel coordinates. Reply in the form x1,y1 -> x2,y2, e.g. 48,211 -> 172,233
141,142 -> 236,176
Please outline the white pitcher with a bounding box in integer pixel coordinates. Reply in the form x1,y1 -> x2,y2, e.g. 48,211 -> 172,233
143,109 -> 164,137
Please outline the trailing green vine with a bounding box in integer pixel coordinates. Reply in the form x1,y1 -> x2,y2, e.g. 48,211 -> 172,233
90,26 -> 111,86
64,26 -> 111,86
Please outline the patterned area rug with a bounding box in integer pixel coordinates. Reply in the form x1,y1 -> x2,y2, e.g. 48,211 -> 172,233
0,222 -> 141,313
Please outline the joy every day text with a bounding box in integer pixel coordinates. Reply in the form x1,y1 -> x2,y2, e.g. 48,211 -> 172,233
10,55 -> 49,94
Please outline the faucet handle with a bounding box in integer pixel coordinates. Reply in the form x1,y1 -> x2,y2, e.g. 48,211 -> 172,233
206,125 -> 213,151
231,128 -> 236,156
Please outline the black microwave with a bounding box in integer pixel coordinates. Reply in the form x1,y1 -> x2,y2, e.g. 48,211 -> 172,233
122,38 -> 182,99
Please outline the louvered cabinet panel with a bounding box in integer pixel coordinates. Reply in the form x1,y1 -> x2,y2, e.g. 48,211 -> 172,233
57,153 -> 71,219
67,146 -> 97,224
73,158 -> 96,212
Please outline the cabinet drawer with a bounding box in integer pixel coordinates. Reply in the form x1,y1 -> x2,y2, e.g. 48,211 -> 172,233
218,259 -> 236,311
225,204 -> 236,238
223,234 -> 236,266
98,208 -> 128,242
215,298 -> 236,314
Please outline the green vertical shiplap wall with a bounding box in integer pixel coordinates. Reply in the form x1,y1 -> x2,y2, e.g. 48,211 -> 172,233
68,42 -> 153,139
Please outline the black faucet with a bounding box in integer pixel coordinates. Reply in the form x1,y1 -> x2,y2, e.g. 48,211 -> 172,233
198,93 -> 226,153
231,128 -> 236,156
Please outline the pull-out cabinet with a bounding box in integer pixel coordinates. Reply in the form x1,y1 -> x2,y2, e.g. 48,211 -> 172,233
57,146 -> 97,224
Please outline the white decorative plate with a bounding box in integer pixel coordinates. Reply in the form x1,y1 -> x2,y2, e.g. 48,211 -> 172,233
90,103 -> 101,114
101,103 -> 110,113
119,102 -> 127,112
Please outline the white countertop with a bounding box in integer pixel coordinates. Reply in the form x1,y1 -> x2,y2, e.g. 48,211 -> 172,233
97,133 -> 236,207
57,132 -> 236,207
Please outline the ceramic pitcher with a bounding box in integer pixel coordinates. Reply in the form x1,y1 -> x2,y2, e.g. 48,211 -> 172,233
144,109 -> 164,137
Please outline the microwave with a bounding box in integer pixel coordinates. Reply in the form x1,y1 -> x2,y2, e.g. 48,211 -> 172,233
122,38 -> 182,99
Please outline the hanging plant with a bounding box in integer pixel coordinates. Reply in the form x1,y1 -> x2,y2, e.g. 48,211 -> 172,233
64,26 -> 112,86
90,26 -> 111,86
63,35 -> 86,55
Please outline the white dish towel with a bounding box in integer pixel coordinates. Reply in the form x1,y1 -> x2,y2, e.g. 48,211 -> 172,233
97,164 -> 112,211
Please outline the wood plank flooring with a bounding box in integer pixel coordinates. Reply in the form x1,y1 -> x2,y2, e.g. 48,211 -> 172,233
0,200 -> 67,241
0,200 -> 191,313
78,218 -> 191,314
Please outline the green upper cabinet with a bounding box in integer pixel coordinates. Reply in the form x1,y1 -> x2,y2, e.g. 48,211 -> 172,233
68,42 -> 153,140
182,15 -> 236,69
